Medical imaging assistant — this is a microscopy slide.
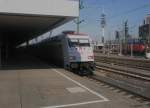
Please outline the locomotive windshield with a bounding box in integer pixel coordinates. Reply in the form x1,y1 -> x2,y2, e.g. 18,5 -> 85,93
79,39 -> 90,46
68,39 -> 79,47
68,38 -> 90,47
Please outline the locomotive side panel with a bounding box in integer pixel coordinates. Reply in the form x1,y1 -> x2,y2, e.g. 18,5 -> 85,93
37,41 -> 64,66
48,42 -> 64,66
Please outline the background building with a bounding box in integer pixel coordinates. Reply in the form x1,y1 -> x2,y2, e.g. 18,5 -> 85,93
145,14 -> 150,24
139,15 -> 150,42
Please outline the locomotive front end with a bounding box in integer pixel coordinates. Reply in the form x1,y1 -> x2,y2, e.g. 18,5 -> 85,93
66,34 -> 95,75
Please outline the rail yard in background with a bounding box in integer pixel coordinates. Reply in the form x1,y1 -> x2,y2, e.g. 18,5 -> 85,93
94,15 -> 150,58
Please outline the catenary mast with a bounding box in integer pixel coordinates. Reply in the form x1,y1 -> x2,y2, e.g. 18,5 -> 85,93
101,7 -> 106,43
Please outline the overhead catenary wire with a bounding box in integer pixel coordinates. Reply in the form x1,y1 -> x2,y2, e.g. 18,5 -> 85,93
94,4 -> 150,22
109,4 -> 150,20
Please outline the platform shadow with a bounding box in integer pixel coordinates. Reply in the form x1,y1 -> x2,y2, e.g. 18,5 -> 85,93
0,54 -> 63,70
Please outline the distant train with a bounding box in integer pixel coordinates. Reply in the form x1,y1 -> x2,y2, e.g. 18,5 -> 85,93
123,39 -> 150,58
22,31 -> 95,75
126,43 -> 145,54
123,39 -> 146,55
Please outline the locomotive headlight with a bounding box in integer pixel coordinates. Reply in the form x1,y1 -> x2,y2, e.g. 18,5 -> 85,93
69,56 -> 76,60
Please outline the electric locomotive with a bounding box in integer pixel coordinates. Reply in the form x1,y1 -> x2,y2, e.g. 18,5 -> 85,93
50,31 -> 95,75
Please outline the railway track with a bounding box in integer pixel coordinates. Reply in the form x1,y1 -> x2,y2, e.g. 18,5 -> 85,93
95,55 -> 150,71
86,75 -> 150,105
96,63 -> 150,81
87,63 -> 150,100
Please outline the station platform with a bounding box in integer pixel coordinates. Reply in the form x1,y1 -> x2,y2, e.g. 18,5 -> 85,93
0,56 -> 149,108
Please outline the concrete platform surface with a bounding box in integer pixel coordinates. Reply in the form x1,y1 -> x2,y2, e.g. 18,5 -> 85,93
0,67 -> 149,108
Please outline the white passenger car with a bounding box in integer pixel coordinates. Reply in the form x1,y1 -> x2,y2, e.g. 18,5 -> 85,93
145,45 -> 150,59
50,31 -> 95,75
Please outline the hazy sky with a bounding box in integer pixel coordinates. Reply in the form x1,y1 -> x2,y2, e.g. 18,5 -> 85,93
46,0 -> 150,41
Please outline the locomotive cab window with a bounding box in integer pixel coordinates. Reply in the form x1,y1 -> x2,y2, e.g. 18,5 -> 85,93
68,39 -> 79,47
68,38 -> 90,47
79,39 -> 90,47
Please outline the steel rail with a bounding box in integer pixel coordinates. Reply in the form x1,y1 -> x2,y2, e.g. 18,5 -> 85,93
95,65 -> 150,81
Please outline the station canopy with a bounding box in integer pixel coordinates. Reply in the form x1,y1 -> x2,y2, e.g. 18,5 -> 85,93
0,0 -> 79,46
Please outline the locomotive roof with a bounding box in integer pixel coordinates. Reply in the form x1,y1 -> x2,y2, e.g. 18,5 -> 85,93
51,33 -> 90,40
62,30 -> 88,36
